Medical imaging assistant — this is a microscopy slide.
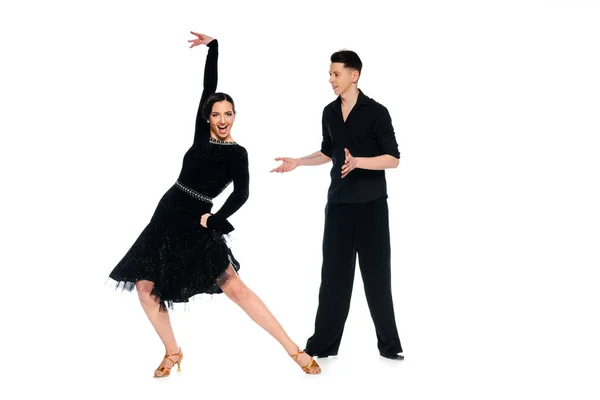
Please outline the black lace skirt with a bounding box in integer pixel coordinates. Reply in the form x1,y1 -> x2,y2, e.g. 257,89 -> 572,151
107,185 -> 240,310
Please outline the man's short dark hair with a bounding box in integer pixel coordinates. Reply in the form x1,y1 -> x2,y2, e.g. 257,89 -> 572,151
331,50 -> 362,74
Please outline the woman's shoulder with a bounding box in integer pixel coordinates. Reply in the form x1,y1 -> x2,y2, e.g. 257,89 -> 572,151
221,140 -> 248,163
232,143 -> 248,161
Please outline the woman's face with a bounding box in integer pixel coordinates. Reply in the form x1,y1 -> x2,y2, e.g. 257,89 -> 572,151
209,101 -> 235,140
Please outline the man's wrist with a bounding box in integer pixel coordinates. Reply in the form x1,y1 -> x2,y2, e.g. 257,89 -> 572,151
355,157 -> 364,169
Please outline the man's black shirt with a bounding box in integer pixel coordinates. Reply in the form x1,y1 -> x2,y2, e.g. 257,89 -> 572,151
320,89 -> 400,204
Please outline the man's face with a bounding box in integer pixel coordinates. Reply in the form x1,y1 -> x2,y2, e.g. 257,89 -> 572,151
329,62 -> 359,95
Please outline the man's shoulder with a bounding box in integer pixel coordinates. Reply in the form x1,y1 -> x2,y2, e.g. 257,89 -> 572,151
362,92 -> 389,113
323,98 -> 338,112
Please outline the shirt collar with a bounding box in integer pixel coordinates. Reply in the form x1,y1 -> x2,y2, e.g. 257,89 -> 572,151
356,89 -> 369,106
333,89 -> 369,117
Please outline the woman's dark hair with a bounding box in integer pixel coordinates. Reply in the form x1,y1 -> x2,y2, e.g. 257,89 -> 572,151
202,92 -> 236,120
330,50 -> 362,74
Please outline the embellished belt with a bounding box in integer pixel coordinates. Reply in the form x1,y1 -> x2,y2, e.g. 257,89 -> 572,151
174,180 -> 213,204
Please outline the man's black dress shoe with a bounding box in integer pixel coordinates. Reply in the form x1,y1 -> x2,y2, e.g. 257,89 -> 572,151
304,349 -> 337,358
314,354 -> 337,358
380,353 -> 404,360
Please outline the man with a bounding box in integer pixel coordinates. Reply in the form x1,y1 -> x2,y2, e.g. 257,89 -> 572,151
271,49 -> 403,360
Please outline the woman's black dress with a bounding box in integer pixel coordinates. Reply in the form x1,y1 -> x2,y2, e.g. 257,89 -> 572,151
107,39 -> 249,310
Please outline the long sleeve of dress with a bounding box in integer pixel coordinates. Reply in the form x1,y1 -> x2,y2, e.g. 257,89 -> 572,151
206,148 -> 250,233
193,39 -> 219,144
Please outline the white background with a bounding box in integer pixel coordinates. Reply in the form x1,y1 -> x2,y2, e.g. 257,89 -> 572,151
1,0 -> 599,399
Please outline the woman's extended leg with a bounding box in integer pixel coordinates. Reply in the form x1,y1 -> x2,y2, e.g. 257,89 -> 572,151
218,265 -> 320,374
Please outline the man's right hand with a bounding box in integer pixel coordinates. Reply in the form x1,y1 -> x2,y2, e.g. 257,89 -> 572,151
270,157 -> 300,173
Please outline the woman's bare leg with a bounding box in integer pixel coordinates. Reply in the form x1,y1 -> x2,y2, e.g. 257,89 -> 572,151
218,265 -> 320,373
136,280 -> 182,376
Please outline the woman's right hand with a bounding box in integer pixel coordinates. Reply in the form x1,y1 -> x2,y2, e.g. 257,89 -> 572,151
189,32 -> 214,48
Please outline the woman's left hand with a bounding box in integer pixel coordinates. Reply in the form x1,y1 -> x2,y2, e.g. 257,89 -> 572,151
200,213 -> 212,228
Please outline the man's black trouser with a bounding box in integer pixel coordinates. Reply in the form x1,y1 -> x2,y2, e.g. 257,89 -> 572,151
305,197 -> 403,357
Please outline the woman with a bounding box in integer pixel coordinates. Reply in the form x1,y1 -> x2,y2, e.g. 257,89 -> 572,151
107,31 -> 321,377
